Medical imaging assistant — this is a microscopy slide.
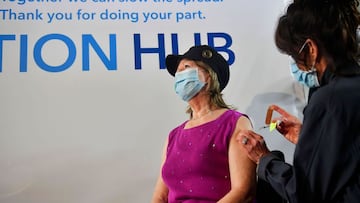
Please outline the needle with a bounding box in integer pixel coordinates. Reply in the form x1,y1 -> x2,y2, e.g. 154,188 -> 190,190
258,125 -> 269,130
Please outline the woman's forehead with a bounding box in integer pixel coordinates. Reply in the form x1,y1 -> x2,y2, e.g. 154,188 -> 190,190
178,58 -> 196,65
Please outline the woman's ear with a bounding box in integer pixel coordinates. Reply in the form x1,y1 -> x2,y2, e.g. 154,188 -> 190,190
305,39 -> 318,64
305,38 -> 328,75
204,80 -> 211,91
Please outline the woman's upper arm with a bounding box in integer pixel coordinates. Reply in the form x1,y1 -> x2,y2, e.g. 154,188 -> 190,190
228,116 -> 257,200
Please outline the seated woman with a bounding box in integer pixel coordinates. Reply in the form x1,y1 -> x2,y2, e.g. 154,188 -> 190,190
151,45 -> 256,203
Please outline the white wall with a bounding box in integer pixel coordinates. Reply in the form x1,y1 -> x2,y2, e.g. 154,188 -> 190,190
0,1 -> 304,202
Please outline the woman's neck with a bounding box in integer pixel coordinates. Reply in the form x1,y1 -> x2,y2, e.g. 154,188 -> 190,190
189,98 -> 214,120
192,108 -> 213,120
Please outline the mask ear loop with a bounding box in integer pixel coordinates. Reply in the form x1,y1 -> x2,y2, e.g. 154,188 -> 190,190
309,64 -> 317,73
295,41 -> 310,71
298,41 -> 308,54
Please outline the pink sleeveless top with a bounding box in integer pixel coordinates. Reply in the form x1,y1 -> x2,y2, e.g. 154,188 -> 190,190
162,110 -> 244,203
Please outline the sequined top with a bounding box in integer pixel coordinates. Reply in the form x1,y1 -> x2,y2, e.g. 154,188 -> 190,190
162,109 -> 243,203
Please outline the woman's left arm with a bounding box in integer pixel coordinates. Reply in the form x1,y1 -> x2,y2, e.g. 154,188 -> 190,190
218,116 -> 257,203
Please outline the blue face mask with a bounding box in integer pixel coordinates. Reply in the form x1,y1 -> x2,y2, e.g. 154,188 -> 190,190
174,68 -> 205,102
290,61 -> 320,88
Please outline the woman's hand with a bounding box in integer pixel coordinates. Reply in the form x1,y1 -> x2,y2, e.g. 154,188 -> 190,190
270,104 -> 302,144
236,130 -> 271,164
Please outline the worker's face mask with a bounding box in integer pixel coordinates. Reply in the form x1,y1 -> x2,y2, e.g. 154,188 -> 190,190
174,68 -> 205,102
290,61 -> 320,88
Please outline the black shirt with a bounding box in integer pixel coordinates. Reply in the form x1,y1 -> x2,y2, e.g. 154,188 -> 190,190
258,62 -> 360,203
